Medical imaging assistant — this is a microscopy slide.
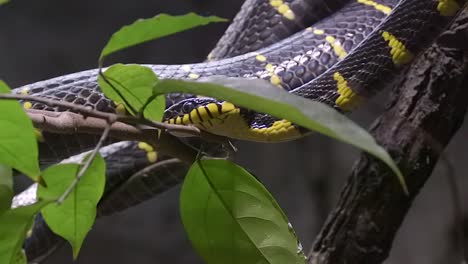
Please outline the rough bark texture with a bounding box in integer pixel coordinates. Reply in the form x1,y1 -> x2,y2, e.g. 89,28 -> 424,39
308,6 -> 468,264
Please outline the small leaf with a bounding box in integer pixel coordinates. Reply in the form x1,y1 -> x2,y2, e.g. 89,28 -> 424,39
0,165 -> 13,214
0,200 -> 51,264
100,13 -> 226,60
180,159 -> 306,264
0,0 -> 9,5
155,77 -> 407,194
98,64 -> 165,121
0,81 -> 40,180
37,154 -> 106,259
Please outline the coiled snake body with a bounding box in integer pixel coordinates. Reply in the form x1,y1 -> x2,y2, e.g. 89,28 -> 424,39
11,0 -> 463,262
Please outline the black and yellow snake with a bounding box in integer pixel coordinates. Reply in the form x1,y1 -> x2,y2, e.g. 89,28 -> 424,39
11,0 -> 463,262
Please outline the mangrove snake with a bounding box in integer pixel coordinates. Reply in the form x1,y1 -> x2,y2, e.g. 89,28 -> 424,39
11,0 -> 464,262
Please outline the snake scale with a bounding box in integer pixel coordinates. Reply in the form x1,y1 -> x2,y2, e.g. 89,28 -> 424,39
10,0 -> 463,262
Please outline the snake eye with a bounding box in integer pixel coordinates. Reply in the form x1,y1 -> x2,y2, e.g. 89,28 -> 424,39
182,102 -> 194,113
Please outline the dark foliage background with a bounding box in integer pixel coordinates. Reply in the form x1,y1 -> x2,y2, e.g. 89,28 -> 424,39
0,0 -> 466,263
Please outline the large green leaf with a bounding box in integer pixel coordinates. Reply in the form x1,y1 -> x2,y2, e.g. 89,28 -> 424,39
100,13 -> 226,60
37,154 -> 106,259
98,64 -> 165,121
154,77 -> 407,193
0,81 -> 40,180
0,200 -> 51,264
0,165 -> 13,214
180,159 -> 306,264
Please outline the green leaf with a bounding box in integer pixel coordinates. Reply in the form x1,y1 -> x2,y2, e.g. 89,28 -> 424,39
100,13 -> 227,60
98,64 -> 165,121
0,0 -> 9,5
0,81 -> 40,180
180,159 -> 306,264
155,77 -> 407,194
0,165 -> 13,214
37,154 -> 106,259
0,200 -> 51,264
13,249 -> 26,264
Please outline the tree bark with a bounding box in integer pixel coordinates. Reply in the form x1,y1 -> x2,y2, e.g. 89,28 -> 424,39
308,6 -> 468,264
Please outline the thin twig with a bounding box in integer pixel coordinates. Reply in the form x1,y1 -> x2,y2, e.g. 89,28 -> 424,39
0,93 -> 202,137
57,123 -> 112,204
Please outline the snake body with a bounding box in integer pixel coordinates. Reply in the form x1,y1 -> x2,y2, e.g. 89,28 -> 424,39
17,0 -> 460,144
11,0 -> 463,262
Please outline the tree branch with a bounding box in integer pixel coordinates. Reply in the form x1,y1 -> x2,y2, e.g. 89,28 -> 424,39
308,6 -> 468,264
1,93 -> 200,134
0,93 -> 234,164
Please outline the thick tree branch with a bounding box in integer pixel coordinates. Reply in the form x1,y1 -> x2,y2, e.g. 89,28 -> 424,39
308,6 -> 468,264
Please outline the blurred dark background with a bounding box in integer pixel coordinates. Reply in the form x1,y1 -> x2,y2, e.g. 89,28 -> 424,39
1,0 -> 467,263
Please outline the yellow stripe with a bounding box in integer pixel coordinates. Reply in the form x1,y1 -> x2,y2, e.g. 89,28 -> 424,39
19,88 -> 29,95
188,73 -> 200,79
138,142 -> 154,152
333,72 -> 363,111
23,101 -> 32,109
325,36 -> 348,59
138,142 -> 158,163
206,103 -> 219,116
181,65 -> 191,72
146,152 -> 158,163
270,74 -> 282,86
437,0 -> 460,16
306,27 -> 325,35
357,0 -> 392,15
182,114 -> 191,124
269,0 -> 295,20
255,54 -> 267,62
197,106 -> 209,121
189,109 -> 201,123
221,102 -> 236,113
265,63 -> 275,72
381,31 -> 414,66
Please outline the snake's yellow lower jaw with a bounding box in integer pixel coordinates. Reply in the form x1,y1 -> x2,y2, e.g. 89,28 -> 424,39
166,101 -> 303,142
198,111 -> 303,143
